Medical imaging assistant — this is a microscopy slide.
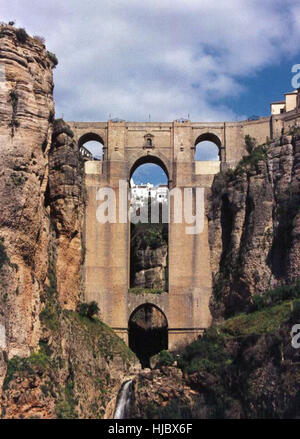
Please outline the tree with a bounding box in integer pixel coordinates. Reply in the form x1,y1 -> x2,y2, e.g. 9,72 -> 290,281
77,301 -> 99,319
245,135 -> 257,154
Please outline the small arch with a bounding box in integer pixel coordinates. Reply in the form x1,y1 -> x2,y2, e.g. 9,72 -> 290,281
78,132 -> 104,161
128,303 -> 168,368
130,155 -> 169,182
194,133 -> 221,161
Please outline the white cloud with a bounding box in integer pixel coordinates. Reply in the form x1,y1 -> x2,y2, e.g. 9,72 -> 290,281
1,0 -> 300,121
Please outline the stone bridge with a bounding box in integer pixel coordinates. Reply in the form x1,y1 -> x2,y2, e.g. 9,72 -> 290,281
68,117 -> 272,349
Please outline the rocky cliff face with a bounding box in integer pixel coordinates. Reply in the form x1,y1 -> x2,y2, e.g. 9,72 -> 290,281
208,135 -> 300,318
1,308 -> 139,419
0,25 -> 139,418
130,224 -> 168,290
133,245 -> 167,289
133,301 -> 300,419
0,25 -> 55,378
0,23 -> 299,420
133,136 -> 300,419
48,119 -> 85,309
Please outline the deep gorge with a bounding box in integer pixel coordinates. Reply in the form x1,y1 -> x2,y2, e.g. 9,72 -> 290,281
0,23 -> 299,419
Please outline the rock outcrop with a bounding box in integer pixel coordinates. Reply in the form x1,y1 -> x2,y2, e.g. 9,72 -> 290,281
0,25 -> 139,418
48,119 -> 85,309
130,224 -> 168,290
133,245 -> 167,289
1,309 -> 139,419
208,135 -> 300,318
0,25 -> 55,373
133,302 -> 300,419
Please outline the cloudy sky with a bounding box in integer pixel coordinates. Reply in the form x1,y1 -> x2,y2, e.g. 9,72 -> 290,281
2,0 -> 300,123
1,1 -> 300,180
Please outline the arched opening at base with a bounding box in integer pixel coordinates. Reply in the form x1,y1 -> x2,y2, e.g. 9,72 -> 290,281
128,304 -> 168,368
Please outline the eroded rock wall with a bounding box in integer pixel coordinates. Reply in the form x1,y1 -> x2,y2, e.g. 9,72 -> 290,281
0,25 -> 54,372
48,119 -> 85,309
133,317 -> 300,419
0,26 -> 139,418
133,245 -> 168,289
208,135 -> 300,318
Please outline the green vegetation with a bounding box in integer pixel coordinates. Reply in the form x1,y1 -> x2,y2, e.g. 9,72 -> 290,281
3,350 -> 51,390
222,301 -> 292,336
47,51 -> 58,67
157,350 -> 174,366
67,310 -> 137,364
216,136 -> 268,181
40,302 -> 60,331
250,281 -> 300,312
288,125 -> 300,137
9,89 -> 18,109
9,89 -> 20,135
178,296 -> 296,376
235,143 -> 268,175
55,374 -> 77,419
245,134 -> 257,154
0,237 -> 17,273
0,238 -> 9,270
128,287 -> 164,295
131,223 -> 167,250
39,258 -> 60,331
15,28 -> 28,43
178,327 -> 232,374
10,172 -> 27,186
290,299 -> 300,323
77,301 -> 99,319
212,274 -> 229,303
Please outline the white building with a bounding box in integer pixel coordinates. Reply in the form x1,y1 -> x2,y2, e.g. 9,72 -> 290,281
270,90 -> 299,115
130,180 -> 168,208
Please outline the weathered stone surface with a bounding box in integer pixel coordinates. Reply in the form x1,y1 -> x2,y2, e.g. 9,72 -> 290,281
134,316 -> 300,419
0,25 -> 140,419
49,120 -> 85,309
1,311 -> 139,419
208,137 -> 300,318
0,25 -> 54,374
132,238 -> 168,290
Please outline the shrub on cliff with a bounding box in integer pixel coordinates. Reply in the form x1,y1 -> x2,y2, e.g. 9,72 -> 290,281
290,299 -> 300,323
0,238 -> 9,270
3,351 -> 50,390
250,281 -> 300,312
16,28 -> 28,43
178,327 -> 232,374
235,144 -> 268,175
33,35 -> 45,45
47,51 -> 58,67
158,350 -> 174,366
131,223 -> 167,250
245,134 -> 257,154
77,301 -> 99,320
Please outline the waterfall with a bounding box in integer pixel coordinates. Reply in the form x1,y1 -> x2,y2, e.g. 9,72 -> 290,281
114,380 -> 134,419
